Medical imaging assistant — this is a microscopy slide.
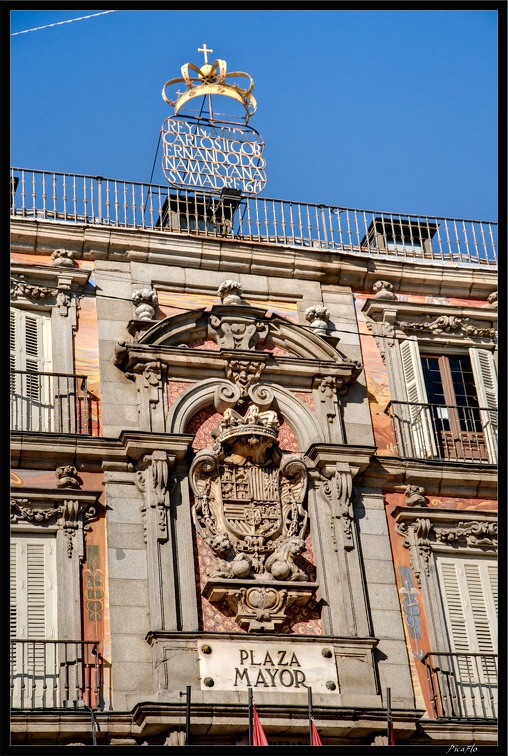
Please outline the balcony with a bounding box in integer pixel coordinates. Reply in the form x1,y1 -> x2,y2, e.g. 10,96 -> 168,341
386,401 -> 497,464
10,371 -> 101,436
10,639 -> 103,710
421,652 -> 497,720
10,168 -> 497,268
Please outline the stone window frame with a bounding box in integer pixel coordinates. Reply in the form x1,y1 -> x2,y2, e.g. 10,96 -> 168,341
392,505 -> 497,655
10,488 -> 101,641
361,298 -> 498,460
10,262 -> 91,375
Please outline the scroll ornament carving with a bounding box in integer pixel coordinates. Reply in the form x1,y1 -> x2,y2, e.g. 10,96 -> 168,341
395,518 -> 431,586
190,394 -> 314,631
319,465 -> 355,551
217,280 -> 243,305
136,451 -> 174,543
51,249 -> 77,267
10,498 -> 94,558
404,485 -> 427,507
305,305 -> 330,336
397,314 -> 496,339
56,465 -> 82,489
372,280 -> 396,300
365,312 -> 396,362
225,359 -> 265,399
336,469 -> 354,549
11,279 -> 57,300
208,314 -> 269,350
434,521 -> 497,548
132,288 -> 158,321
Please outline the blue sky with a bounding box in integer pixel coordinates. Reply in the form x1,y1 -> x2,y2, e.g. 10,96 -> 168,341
10,9 -> 498,220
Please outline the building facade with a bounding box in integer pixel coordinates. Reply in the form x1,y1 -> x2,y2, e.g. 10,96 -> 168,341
10,53 -> 498,748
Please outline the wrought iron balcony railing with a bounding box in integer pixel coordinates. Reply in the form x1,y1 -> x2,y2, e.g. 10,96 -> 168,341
421,652 -> 497,720
385,401 -> 497,464
10,371 -> 101,436
10,639 -> 103,710
10,168 -> 497,268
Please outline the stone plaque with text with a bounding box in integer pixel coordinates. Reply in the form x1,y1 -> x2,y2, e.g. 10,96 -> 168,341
198,640 -> 338,693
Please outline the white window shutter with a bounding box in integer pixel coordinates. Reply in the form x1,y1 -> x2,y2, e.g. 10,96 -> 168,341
10,535 -> 58,707
437,556 -> 497,654
11,536 -> 57,640
469,348 -> 497,463
10,310 -> 52,431
399,338 -> 437,458
10,309 -> 52,372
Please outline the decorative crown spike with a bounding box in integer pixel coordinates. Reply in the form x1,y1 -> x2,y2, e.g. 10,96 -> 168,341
162,44 -> 257,123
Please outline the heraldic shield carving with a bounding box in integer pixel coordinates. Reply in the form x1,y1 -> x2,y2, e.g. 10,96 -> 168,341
190,387 -> 317,631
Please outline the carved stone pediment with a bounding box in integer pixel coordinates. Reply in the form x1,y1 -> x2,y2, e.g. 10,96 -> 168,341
189,389 -> 316,631
362,299 -> 497,345
116,305 -> 363,391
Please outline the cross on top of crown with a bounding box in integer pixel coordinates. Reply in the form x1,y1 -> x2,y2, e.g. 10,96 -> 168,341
198,43 -> 213,65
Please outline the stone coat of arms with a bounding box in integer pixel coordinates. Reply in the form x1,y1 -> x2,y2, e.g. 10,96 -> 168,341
190,389 -> 316,630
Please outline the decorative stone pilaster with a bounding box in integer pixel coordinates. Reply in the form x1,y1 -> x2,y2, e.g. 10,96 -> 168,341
305,305 -> 330,336
132,360 -> 167,432
132,288 -> 158,321
135,450 -> 179,631
217,280 -> 243,304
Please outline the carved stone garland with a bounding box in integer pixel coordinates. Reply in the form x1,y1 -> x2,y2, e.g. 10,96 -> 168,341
10,497 -> 97,558
189,383 -> 316,631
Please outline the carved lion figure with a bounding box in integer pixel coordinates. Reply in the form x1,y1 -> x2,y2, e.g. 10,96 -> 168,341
264,536 -> 307,581
208,532 -> 252,579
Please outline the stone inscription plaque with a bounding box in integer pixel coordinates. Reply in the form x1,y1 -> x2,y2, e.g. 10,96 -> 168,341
198,641 -> 338,693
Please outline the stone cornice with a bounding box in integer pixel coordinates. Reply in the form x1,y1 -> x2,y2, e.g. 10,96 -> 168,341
113,343 -> 362,390
11,218 -> 497,300
305,443 -> 376,480
10,262 -> 91,292
362,299 -> 497,345
362,455 -> 497,499
10,431 -> 194,473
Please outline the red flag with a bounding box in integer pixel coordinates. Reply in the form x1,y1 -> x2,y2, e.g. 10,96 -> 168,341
388,721 -> 395,745
311,717 -> 322,746
252,704 -> 269,746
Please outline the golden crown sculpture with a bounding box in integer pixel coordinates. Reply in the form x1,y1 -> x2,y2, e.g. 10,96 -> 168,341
162,44 -> 257,122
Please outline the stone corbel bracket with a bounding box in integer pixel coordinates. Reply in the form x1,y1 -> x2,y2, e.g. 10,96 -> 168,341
306,445 -> 375,552
393,506 -> 497,586
10,262 -> 91,317
135,450 -> 178,543
10,488 -> 100,558
362,299 -> 497,346
202,579 -> 318,632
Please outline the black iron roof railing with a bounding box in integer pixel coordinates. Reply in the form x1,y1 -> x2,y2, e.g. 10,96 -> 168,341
10,168 -> 497,268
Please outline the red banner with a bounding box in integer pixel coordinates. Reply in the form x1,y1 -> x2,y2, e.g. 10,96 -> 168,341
252,704 -> 269,746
